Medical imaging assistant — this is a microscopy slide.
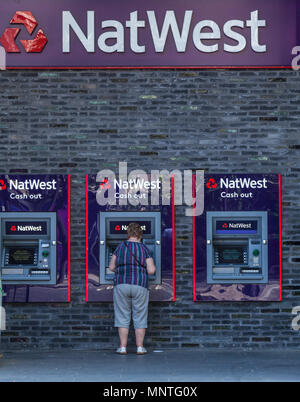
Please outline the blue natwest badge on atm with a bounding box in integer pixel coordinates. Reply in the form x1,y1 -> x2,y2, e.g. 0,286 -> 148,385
109,220 -> 152,235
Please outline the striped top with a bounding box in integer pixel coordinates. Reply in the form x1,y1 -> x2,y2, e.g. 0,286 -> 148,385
113,241 -> 151,289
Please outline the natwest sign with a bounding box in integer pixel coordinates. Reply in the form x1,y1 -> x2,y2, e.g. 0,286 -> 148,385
0,0 -> 299,68
220,177 -> 268,189
5,221 -> 47,235
62,10 -> 266,54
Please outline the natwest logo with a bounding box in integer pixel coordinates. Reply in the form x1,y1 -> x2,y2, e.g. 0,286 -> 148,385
0,11 -> 47,53
206,178 -> 218,189
115,178 -> 161,191
220,177 -> 268,189
6,221 -> 47,235
62,10 -> 266,55
8,179 -> 57,191
100,178 -> 111,190
13,225 -> 43,232
0,179 -> 7,190
221,222 -> 252,229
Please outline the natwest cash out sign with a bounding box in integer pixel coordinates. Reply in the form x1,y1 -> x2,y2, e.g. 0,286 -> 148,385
0,176 -> 58,200
0,0 -> 299,68
205,174 -> 273,200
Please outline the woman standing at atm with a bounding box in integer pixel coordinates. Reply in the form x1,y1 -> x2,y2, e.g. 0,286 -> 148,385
109,222 -> 156,355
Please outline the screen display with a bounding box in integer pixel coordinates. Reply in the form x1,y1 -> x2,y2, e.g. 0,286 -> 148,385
216,220 -> 257,234
109,220 -> 152,235
5,221 -> 47,235
7,247 -> 36,265
215,246 -> 245,265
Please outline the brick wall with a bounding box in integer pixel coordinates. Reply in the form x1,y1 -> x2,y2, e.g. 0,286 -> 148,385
0,68 -> 299,350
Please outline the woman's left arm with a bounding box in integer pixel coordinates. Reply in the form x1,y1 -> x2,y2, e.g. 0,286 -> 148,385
146,257 -> 156,275
109,254 -> 117,272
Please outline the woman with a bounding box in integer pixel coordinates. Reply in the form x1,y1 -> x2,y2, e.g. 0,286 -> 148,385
109,222 -> 156,355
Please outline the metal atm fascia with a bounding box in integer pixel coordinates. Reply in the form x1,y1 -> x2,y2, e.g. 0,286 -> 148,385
0,212 -> 57,285
99,211 -> 161,285
206,211 -> 268,284
0,269 -> 4,333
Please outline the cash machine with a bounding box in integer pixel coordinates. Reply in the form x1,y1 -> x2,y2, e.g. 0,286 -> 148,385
0,212 -> 57,285
206,211 -> 268,284
99,212 -> 161,285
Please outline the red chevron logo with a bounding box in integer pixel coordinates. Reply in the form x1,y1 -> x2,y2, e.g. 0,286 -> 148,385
206,178 -> 218,189
0,11 -> 47,53
0,180 -> 6,190
100,178 -> 111,190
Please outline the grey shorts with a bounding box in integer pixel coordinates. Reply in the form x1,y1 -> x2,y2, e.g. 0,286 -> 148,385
113,284 -> 149,329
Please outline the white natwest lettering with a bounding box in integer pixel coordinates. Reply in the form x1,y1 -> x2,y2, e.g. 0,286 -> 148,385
17,225 -> 42,231
62,10 -> 266,54
9,179 -> 57,191
121,224 -> 146,231
114,178 -> 161,190
228,223 -> 252,229
220,178 -> 268,189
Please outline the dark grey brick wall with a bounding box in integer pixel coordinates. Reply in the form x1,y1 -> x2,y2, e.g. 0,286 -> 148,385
0,68 -> 300,350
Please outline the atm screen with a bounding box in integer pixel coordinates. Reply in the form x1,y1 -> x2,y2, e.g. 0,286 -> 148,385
109,221 -> 152,235
7,246 -> 36,265
215,246 -> 244,264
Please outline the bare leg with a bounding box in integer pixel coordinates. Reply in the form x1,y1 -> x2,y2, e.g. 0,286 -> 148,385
135,328 -> 146,347
118,327 -> 129,348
